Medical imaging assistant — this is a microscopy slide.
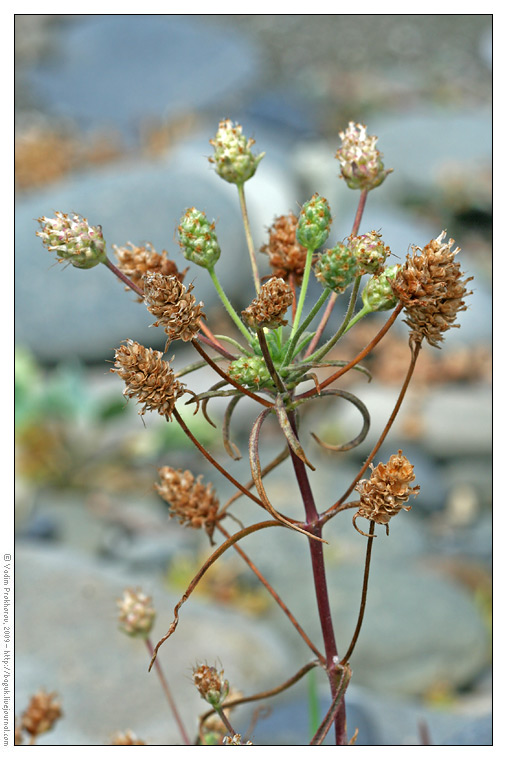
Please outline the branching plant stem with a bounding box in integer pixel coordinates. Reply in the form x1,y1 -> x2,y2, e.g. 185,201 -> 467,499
145,638 -> 191,745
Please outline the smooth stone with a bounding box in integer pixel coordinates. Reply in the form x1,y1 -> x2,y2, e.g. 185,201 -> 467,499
22,15 -> 261,139
15,543 -> 294,745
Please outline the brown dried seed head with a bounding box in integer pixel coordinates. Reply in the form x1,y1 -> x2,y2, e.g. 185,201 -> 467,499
111,339 -> 187,419
242,277 -> 293,329
156,467 -> 220,540
113,241 -> 187,301
354,450 -> 419,534
193,664 -> 229,707
392,231 -> 473,348
21,691 -> 62,737
260,212 -> 308,285
110,731 -> 146,745
117,587 -> 156,638
223,734 -> 254,745
144,273 -> 205,346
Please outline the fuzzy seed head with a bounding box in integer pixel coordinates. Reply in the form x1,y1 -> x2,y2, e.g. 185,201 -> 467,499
144,273 -> 205,346
21,691 -> 62,737
117,587 -> 156,638
177,207 -> 221,269
392,231 -> 473,348
260,212 -> 308,286
223,734 -> 253,745
336,122 -> 392,191
354,450 -> 419,532
111,339 -> 187,419
348,230 -> 390,275
156,467 -> 220,540
241,277 -> 293,329
314,242 -> 359,293
193,664 -> 229,708
36,211 -> 106,269
209,118 -> 264,185
110,731 -> 146,745
228,355 -> 271,389
361,265 -> 400,312
296,193 -> 333,251
113,241 -> 187,301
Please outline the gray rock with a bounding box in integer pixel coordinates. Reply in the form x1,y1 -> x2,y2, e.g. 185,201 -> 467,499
22,15 -> 261,138
15,543 -> 294,745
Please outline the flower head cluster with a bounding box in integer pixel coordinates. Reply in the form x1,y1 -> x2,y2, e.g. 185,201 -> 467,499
178,207 -> 221,269
20,690 -> 62,739
228,356 -> 271,389
209,119 -> 264,185
144,273 -> 205,347
155,466 -> 220,540
336,122 -> 392,191
36,211 -> 106,269
113,241 -> 187,302
223,734 -> 253,745
296,193 -> 333,251
110,731 -> 146,745
193,664 -> 229,708
361,265 -> 400,313
348,230 -> 390,275
117,587 -> 156,638
241,277 -> 293,330
314,242 -> 358,293
260,212 -> 308,286
111,339 -> 187,419
353,450 -> 419,535
392,231 -> 473,348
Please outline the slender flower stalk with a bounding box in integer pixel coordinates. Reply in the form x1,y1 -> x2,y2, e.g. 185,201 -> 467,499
238,183 -> 261,293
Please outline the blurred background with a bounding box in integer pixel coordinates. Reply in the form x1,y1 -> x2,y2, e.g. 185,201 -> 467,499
15,14 -> 492,746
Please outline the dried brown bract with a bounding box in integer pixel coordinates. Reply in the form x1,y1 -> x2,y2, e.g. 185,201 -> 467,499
113,241 -> 187,301
392,231 -> 473,348
260,212 -> 308,285
353,450 -> 419,535
21,690 -> 62,739
111,339 -> 188,419
144,272 -> 205,347
110,730 -> 146,745
242,277 -> 293,329
156,467 -> 220,541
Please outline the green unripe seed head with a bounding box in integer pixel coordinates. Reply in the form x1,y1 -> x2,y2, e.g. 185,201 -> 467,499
177,207 -> 221,270
348,230 -> 391,275
296,193 -> 332,251
228,356 -> 271,389
362,264 -> 400,312
314,242 -> 359,293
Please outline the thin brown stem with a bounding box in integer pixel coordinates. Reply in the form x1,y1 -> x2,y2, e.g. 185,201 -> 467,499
324,339 -> 421,517
191,339 -> 273,408
173,408 -> 265,508
238,183 -> 261,293
145,637 -> 192,745
298,302 -> 403,401
217,523 -> 325,663
339,521 -> 375,665
256,328 -> 286,393
217,447 -> 289,516
215,706 -> 237,737
197,321 -> 232,357
104,256 -> 144,297
309,664 -> 352,746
